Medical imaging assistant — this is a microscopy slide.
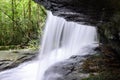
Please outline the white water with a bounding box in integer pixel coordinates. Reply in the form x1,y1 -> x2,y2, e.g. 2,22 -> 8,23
0,11 -> 98,80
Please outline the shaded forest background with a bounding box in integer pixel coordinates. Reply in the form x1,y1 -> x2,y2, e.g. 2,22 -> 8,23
0,0 -> 46,50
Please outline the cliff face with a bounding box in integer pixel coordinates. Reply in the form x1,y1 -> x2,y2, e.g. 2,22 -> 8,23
34,0 -> 115,25
34,0 -> 120,56
98,13 -> 120,57
35,0 -> 120,79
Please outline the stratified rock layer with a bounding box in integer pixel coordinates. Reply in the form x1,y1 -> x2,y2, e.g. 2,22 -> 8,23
35,0 -> 120,60
0,50 -> 37,71
34,0 -> 120,80
34,0 -> 116,25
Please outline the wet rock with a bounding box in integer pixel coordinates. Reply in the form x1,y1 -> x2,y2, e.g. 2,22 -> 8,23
98,14 -> 120,57
43,55 -> 90,80
0,50 -> 38,71
35,0 -> 120,64
34,0 -> 116,25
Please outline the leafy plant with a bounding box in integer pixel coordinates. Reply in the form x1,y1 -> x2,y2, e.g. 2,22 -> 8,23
0,0 -> 46,49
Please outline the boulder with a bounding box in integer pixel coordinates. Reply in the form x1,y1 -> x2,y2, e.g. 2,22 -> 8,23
43,56 -> 90,80
0,50 -> 38,71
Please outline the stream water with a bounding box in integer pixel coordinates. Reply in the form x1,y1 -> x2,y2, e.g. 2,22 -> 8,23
0,11 -> 98,80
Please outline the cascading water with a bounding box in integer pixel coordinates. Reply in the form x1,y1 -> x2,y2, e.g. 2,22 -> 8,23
0,11 -> 98,80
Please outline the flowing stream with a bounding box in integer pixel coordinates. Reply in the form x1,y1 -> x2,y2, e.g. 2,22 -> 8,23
0,11 -> 98,80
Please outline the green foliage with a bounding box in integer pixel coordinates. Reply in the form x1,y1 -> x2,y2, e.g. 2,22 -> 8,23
0,0 -> 46,49
27,39 -> 40,50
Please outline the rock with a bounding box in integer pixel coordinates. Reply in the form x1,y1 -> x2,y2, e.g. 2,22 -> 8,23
34,0 -> 120,79
99,44 -> 120,67
0,50 -> 38,71
98,14 -> 120,57
43,55 -> 90,80
35,0 -> 120,58
34,0 -> 117,25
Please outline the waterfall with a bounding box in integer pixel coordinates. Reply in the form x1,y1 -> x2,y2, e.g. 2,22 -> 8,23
0,11 -> 98,80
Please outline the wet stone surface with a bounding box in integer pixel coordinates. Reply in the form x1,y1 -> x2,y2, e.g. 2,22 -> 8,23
34,0 -> 114,25
44,55 -> 90,80
0,50 -> 38,71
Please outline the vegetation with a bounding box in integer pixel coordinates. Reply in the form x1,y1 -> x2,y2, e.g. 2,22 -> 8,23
0,0 -> 46,50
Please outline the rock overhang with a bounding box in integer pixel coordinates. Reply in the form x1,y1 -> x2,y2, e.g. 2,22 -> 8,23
34,0 -> 116,25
